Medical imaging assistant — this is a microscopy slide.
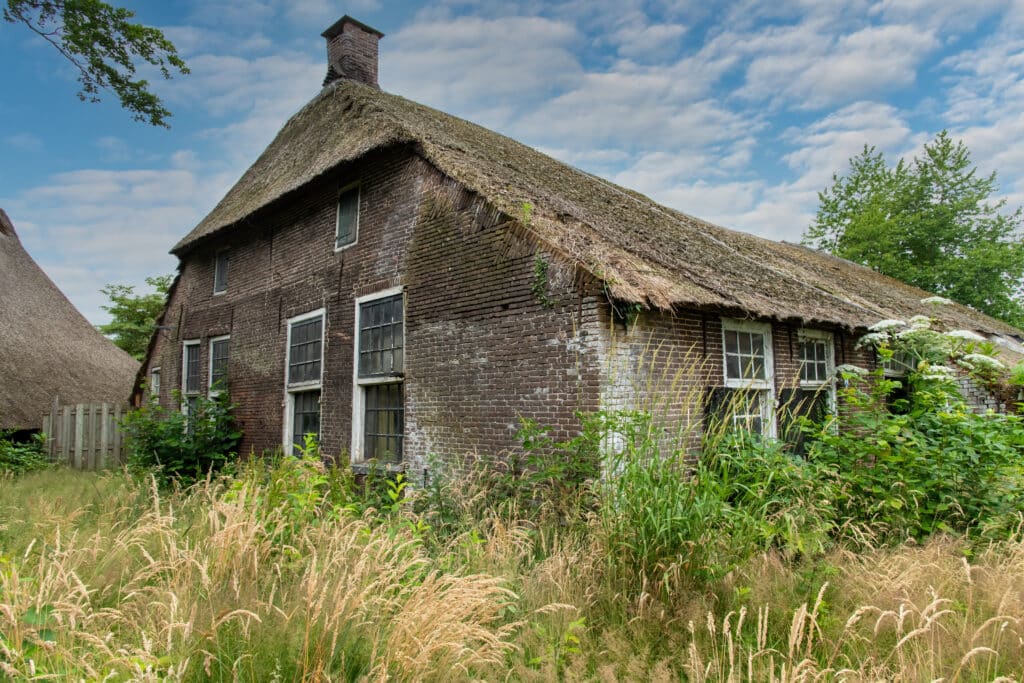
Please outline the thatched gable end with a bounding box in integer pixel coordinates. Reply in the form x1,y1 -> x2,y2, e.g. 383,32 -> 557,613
0,209 -> 139,430
171,46 -> 1021,341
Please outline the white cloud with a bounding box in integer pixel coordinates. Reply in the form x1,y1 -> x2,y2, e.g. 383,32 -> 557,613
4,133 -> 42,151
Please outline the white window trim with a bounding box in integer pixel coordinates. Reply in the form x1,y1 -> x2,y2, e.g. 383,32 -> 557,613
213,250 -> 229,296
282,308 -> 326,452
208,335 -> 230,398
333,183 -> 361,253
350,286 -> 404,463
181,339 -> 201,415
721,319 -> 776,437
797,328 -> 837,413
150,367 -> 161,400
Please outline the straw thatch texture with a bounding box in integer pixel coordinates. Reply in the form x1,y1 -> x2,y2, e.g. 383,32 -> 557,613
174,79 -> 1021,338
0,209 -> 139,430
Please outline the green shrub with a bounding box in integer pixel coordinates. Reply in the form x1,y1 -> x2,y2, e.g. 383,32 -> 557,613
120,392 -> 241,485
0,431 -> 49,474
597,412 -> 835,592
806,369 -> 1024,542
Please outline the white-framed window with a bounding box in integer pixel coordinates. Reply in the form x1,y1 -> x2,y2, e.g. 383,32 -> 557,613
283,309 -> 325,453
181,340 -> 201,416
778,329 -> 837,450
213,250 -> 229,294
150,367 -> 161,400
334,185 -> 360,251
721,319 -> 775,436
208,335 -> 230,397
798,329 -> 835,398
351,288 -> 404,463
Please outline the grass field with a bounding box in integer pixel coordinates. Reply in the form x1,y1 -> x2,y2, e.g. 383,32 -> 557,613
1,464 -> 1022,682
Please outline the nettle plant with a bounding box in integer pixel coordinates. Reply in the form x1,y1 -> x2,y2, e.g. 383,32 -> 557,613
805,314 -> 1024,542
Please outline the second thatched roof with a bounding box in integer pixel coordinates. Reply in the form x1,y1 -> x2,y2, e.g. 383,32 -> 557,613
173,79 -> 1022,340
0,209 -> 139,430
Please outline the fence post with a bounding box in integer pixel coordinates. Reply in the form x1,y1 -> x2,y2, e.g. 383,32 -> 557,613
61,405 -> 72,465
74,404 -> 84,470
99,403 -> 110,470
113,403 -> 123,466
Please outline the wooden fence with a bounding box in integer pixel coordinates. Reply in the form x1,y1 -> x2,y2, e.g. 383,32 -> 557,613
41,402 -> 126,470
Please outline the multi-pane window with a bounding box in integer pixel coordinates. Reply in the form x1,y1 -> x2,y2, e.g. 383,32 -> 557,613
358,294 -> 403,377
150,368 -> 161,400
717,320 -> 775,437
335,187 -> 359,250
781,330 -> 837,453
291,391 -> 321,451
364,383 -> 403,461
724,328 -> 768,383
209,336 -> 230,395
799,335 -> 831,383
182,341 -> 201,395
288,317 -> 323,384
354,291 -> 404,462
285,311 -> 325,452
214,251 -> 229,294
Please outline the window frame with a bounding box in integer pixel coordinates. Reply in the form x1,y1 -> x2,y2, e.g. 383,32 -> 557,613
720,319 -> 776,437
351,286 -> 404,463
282,309 -> 326,452
797,328 -> 836,406
213,250 -> 229,295
208,335 -> 230,397
150,367 -> 161,400
181,339 -> 201,415
334,183 -> 360,253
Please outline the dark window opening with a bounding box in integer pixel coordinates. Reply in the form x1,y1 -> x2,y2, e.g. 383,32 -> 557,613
210,338 -> 229,391
364,383 -> 403,462
335,187 -> 359,249
288,317 -> 323,385
292,390 -> 321,452
214,251 -> 229,294
358,294 -> 403,378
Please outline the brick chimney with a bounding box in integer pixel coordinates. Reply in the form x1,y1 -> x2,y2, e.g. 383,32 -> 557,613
321,15 -> 384,89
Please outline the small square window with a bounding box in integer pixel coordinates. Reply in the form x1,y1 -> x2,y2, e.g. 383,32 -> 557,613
335,187 -> 359,250
214,251 -> 229,294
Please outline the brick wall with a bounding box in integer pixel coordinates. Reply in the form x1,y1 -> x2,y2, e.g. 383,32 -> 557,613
144,148 -> 607,476
143,144 -> 887,477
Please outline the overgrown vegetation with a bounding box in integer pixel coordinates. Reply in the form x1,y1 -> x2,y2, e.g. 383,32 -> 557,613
3,322 -> 1023,679
0,431 -> 47,475
119,391 -> 241,486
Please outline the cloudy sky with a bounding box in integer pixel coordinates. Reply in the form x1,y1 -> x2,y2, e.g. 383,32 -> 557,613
2,0 -> 1022,325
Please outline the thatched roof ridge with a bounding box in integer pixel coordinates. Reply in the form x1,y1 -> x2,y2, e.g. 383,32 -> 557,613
173,80 -> 1021,338
0,209 -> 139,430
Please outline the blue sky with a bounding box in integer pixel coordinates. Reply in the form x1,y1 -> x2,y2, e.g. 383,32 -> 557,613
2,0 -> 1022,325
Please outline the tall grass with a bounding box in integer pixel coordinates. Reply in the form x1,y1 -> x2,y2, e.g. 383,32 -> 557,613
2,466 -> 1023,680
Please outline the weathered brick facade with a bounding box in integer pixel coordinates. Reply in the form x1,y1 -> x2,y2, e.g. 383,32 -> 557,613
144,139 -> 876,477
141,14 -> 1014,480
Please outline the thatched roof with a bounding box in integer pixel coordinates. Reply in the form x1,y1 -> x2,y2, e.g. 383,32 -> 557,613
0,209 -> 139,430
173,79 -> 1022,339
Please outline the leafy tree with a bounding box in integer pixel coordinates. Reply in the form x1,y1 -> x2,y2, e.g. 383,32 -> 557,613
3,0 -> 189,127
803,131 -> 1024,325
98,274 -> 172,360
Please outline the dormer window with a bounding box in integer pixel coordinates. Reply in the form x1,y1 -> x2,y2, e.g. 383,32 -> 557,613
214,250 -> 229,294
335,186 -> 359,250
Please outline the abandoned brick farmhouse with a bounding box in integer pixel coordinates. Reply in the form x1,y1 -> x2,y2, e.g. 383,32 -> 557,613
137,16 -> 1023,476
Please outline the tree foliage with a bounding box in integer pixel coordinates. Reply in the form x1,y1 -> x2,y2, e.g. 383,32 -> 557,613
803,131 -> 1024,325
98,274 -> 172,360
3,0 -> 189,127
